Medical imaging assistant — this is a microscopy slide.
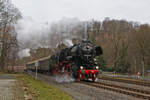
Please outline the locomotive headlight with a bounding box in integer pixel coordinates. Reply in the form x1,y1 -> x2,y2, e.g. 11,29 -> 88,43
87,46 -> 90,49
80,66 -> 83,70
96,66 -> 99,69
94,58 -> 97,61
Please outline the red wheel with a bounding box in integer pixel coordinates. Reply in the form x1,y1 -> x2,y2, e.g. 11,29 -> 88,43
92,74 -> 96,82
92,78 -> 95,82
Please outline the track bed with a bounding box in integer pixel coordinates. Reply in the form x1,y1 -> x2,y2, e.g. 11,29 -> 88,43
28,72 -> 144,100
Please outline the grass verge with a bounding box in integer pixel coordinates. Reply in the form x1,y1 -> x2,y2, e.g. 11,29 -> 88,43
17,74 -> 74,100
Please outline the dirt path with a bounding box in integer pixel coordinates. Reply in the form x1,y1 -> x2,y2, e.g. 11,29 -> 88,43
0,75 -> 24,100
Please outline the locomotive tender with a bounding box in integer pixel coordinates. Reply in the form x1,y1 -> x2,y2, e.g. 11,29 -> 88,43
26,40 -> 103,82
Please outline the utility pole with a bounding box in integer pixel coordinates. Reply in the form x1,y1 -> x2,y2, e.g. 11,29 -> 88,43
35,61 -> 39,79
142,60 -> 145,77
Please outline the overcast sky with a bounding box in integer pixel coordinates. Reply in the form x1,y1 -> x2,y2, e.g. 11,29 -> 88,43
12,0 -> 150,24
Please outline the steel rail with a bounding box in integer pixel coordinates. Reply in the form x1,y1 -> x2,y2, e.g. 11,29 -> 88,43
100,76 -> 150,87
80,81 -> 150,100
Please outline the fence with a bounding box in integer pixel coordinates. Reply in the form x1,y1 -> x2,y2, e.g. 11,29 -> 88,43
7,66 -> 26,73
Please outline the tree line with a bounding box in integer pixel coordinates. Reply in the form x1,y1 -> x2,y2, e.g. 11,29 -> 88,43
89,18 -> 150,75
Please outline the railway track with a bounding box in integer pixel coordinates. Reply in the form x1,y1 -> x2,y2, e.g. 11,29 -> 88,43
28,72 -> 150,99
100,75 -> 150,87
81,81 -> 150,100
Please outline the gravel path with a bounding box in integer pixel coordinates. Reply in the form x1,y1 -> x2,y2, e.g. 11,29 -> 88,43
0,75 -> 24,100
0,79 -> 16,100
28,72 -> 144,100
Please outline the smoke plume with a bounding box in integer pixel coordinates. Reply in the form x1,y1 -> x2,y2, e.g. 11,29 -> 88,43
16,17 -> 88,57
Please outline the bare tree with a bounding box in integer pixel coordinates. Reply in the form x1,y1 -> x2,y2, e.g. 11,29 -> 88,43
133,24 -> 150,75
0,0 -> 21,72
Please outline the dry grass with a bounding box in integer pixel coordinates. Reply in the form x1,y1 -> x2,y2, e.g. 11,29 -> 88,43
17,74 -> 74,100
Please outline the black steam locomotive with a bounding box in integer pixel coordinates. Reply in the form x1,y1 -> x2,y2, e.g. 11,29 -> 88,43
26,40 -> 103,81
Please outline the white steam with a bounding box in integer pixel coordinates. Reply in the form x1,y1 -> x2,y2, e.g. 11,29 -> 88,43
55,74 -> 75,83
16,17 -> 51,49
63,39 -> 73,47
15,17 -> 88,58
18,48 -> 30,58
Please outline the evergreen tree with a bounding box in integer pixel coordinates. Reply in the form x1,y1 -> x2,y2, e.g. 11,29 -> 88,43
117,42 -> 130,73
97,56 -> 107,71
